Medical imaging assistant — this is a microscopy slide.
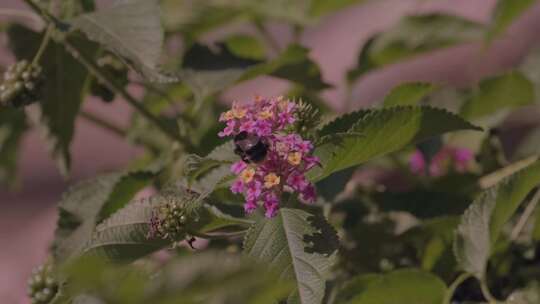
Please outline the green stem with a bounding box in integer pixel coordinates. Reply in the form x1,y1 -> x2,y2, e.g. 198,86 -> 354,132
32,25 -> 53,66
443,273 -> 471,304
480,280 -> 500,304
510,187 -> 540,240
79,110 -> 126,138
254,21 -> 281,54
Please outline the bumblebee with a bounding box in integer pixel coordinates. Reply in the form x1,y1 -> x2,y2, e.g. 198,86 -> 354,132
234,131 -> 268,163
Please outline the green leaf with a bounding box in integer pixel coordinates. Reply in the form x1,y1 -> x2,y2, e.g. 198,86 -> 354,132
382,82 -> 437,108
309,0 -> 368,17
0,108 -> 27,188
180,43 -> 329,102
83,188 -> 250,262
347,14 -> 483,82
487,0 -> 539,40
7,24 -> 98,174
225,34 -> 267,60
243,208 -> 339,304
242,44 -> 331,91
53,171 -> 154,262
71,0 -> 169,81
337,269 -> 447,304
313,106 -> 481,181
453,160 -> 540,278
460,71 -> 535,120
63,251 -> 292,304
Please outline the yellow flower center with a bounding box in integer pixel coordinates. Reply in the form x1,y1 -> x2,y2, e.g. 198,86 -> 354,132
258,109 -> 273,119
240,167 -> 256,183
287,152 -> 302,166
264,173 -> 280,188
233,107 -> 247,119
223,110 -> 235,120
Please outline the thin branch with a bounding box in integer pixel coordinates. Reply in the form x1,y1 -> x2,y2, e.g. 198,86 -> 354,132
443,273 -> 471,304
511,187 -> 540,241
480,280 -> 500,304
79,110 -> 126,138
32,25 -> 53,65
253,21 -> 281,55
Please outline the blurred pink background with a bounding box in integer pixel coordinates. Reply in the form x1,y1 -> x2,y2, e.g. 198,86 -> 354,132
1,0 -> 540,303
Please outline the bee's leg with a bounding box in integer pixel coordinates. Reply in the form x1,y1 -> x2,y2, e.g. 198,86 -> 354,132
186,236 -> 197,249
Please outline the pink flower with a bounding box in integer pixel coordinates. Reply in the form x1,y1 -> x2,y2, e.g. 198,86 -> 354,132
409,146 -> 473,177
218,96 -> 319,218
231,161 -> 248,174
230,179 -> 244,194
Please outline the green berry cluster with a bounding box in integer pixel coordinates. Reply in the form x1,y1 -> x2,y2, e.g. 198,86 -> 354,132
27,262 -> 58,304
0,60 -> 44,108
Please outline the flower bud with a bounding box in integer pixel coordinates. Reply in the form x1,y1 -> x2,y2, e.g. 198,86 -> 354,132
27,260 -> 58,304
0,60 -> 44,108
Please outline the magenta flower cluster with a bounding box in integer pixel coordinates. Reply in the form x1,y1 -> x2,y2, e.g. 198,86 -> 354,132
219,96 -> 319,218
409,146 -> 473,177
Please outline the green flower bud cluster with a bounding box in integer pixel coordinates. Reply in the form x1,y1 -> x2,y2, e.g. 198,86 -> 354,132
27,262 -> 58,304
148,189 -> 200,242
0,60 -> 44,108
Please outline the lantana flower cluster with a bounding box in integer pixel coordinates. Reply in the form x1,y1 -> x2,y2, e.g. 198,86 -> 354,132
219,96 -> 319,218
409,146 -> 473,177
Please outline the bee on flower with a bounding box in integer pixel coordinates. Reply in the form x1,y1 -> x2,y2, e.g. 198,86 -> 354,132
220,96 -> 320,218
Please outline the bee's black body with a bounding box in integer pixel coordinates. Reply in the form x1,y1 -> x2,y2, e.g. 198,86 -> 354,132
234,131 -> 268,163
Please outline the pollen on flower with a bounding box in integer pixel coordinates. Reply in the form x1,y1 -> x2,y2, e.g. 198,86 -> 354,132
240,167 -> 256,183
287,152 -> 302,166
220,95 -> 320,218
264,173 -> 281,188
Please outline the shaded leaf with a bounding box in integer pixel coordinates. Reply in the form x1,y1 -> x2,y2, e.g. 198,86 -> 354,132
243,208 -> 339,304
454,160 -> 540,278
0,108 -> 27,188
7,24 -> 98,174
337,269 -> 447,304
71,0 -> 170,81
460,71 -> 535,120
487,0 -> 539,40
313,106 -> 481,181
225,34 -> 267,60
382,82 -> 437,108
53,171 -> 154,262
348,14 -> 483,82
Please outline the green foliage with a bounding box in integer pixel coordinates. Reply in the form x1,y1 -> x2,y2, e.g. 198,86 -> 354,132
454,160 -> 540,279
487,0 -> 539,40
243,208 -> 339,304
0,108 -> 26,187
6,0 -> 540,303
382,82 -> 437,108
460,71 -> 535,120
71,0 -> 169,81
337,269 -> 447,304
348,14 -> 484,82
313,106 -> 481,181
7,24 -> 98,174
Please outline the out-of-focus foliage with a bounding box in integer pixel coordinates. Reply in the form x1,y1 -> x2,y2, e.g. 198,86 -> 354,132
2,0 -> 540,303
